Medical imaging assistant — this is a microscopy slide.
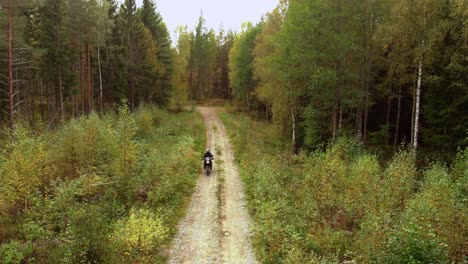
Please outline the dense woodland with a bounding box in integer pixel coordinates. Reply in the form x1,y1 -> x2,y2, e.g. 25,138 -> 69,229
1,0 -> 466,158
0,0 -> 467,262
0,0 -> 233,129
228,0 -> 467,160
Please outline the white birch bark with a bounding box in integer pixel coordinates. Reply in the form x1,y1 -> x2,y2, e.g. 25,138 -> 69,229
413,60 -> 423,154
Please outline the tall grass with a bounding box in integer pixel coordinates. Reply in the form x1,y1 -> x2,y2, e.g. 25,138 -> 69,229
221,111 -> 467,263
0,106 -> 205,263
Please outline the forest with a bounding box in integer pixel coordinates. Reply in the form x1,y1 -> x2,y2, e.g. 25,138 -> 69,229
0,0 -> 467,262
228,0 -> 467,160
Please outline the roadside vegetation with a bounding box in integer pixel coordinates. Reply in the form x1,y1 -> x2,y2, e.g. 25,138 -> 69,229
0,105 -> 205,263
221,110 -> 467,263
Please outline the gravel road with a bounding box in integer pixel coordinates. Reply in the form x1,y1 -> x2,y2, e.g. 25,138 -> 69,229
168,107 -> 257,264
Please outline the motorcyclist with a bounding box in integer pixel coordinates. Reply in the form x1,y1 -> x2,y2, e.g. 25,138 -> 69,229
203,149 -> 214,170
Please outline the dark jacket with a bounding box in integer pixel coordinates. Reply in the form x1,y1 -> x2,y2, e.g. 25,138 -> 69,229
203,151 -> 213,159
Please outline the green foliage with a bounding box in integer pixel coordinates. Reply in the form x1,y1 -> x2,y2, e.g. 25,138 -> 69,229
0,106 -> 204,262
171,26 -> 191,110
386,164 -> 466,262
229,22 -> 263,109
380,151 -> 418,211
385,224 -> 449,264
110,208 -> 168,262
0,240 -> 33,264
221,111 -> 467,263
0,126 -> 55,214
233,0 -> 466,159
140,0 -> 173,107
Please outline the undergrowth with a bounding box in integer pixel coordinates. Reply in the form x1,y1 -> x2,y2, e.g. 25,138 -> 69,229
0,105 -> 205,263
220,111 -> 467,264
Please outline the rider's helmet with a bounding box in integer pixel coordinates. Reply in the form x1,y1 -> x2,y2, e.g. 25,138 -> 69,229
206,149 -> 210,153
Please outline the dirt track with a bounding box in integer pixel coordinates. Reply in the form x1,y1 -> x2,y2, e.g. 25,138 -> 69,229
168,107 -> 257,264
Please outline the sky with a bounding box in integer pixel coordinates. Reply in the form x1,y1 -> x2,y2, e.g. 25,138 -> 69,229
133,0 -> 279,40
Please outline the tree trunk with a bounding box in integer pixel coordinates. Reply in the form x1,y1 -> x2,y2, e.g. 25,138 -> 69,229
357,106 -> 362,140
138,83 -> 142,106
58,65 -> 64,123
7,0 -> 14,132
47,83 -> 52,122
363,91 -> 369,144
385,95 -> 392,145
338,101 -> 343,132
98,28 -> 103,113
332,104 -> 337,141
291,105 -> 296,153
81,45 -> 85,114
130,76 -> 135,111
411,70 -> 417,146
88,40 -> 92,113
73,94 -> 77,117
363,56 -> 371,145
393,86 -> 402,150
128,36 -> 135,111
39,79 -> 45,123
413,60 -> 423,154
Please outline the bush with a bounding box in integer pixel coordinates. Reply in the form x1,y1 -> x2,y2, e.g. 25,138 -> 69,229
0,106 -> 204,262
388,164 -> 465,262
380,151 -> 418,212
0,126 -> 55,215
0,240 -> 33,264
385,223 -> 449,263
110,209 -> 168,262
220,111 -> 466,263
50,114 -> 121,179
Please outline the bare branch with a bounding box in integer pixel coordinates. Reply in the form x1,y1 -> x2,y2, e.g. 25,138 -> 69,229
86,181 -> 120,187
14,101 -> 23,108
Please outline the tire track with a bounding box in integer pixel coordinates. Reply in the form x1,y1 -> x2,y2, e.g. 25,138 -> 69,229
168,107 -> 256,264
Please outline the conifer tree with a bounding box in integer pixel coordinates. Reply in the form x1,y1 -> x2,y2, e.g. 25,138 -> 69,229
229,22 -> 262,110
39,0 -> 70,122
119,0 -> 139,110
140,0 -> 172,107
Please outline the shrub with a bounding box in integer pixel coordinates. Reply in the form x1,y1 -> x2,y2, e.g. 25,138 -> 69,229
343,154 -> 380,222
0,240 -> 33,264
0,106 -> 204,262
50,114 -> 122,179
385,223 -> 449,263
110,209 -> 168,262
0,126 -> 55,215
134,108 -> 154,136
380,151 -> 418,212
354,211 -> 394,263
220,111 -> 466,263
389,164 -> 465,262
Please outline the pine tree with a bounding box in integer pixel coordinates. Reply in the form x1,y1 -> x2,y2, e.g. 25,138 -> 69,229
101,0 -> 121,105
119,0 -> 139,110
140,0 -> 172,107
422,0 -> 468,157
39,0 -> 71,123
229,22 -> 262,110
191,15 -> 209,100
171,26 -> 191,110
254,6 -> 287,130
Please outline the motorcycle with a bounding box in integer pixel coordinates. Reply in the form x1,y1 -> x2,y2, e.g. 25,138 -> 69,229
203,156 -> 214,176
